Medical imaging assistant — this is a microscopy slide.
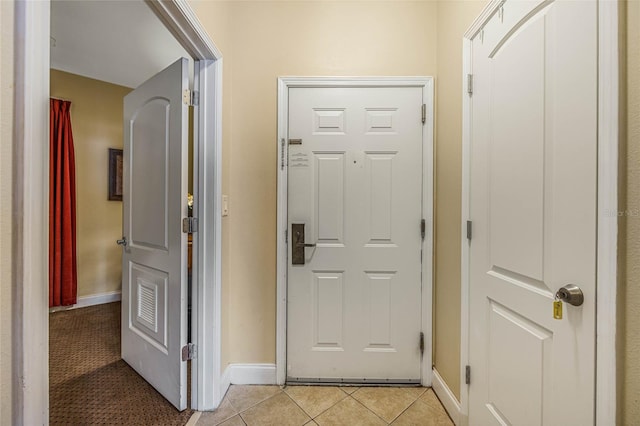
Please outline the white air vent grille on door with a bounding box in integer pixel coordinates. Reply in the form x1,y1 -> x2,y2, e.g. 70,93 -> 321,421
137,280 -> 157,331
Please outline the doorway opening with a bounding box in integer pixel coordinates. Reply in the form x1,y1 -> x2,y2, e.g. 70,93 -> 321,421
48,1 -> 196,421
13,0 -> 225,422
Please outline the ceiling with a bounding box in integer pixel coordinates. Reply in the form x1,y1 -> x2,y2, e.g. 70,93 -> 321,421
51,0 -> 191,89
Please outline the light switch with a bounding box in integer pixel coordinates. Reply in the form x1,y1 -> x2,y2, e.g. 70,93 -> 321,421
222,195 -> 229,217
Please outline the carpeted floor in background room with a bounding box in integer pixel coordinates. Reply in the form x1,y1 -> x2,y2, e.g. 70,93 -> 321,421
49,302 -> 193,425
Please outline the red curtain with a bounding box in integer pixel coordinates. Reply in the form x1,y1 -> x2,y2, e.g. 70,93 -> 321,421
49,99 -> 78,307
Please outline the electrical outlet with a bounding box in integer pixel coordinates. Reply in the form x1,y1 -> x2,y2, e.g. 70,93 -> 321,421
222,195 -> 229,217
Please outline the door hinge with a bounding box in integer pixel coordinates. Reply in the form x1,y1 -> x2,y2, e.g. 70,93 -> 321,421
467,74 -> 473,96
465,365 -> 471,385
183,217 -> 198,233
419,332 -> 425,355
285,229 -> 288,243
183,90 -> 198,106
280,138 -> 286,170
421,104 -> 426,124
466,220 -> 472,240
182,343 -> 196,361
421,219 -> 426,240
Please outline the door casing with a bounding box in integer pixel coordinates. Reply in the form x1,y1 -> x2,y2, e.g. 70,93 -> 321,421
12,1 -> 225,423
459,1 -> 620,425
276,77 -> 435,386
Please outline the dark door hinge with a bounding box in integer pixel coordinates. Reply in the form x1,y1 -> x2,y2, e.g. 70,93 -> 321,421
421,219 -> 426,240
182,343 -> 196,361
466,220 -> 472,240
465,365 -> 471,384
419,332 -> 425,355
421,104 -> 426,124
467,74 -> 473,95
183,217 -> 198,233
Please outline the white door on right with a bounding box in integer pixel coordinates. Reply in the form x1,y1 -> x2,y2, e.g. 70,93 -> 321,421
468,1 -> 596,425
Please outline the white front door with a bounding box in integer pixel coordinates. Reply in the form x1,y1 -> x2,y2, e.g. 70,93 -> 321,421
287,86 -> 426,382
468,1 -> 597,425
121,58 -> 189,410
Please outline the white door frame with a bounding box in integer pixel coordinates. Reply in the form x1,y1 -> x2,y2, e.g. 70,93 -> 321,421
276,77 -> 435,386
459,1 -> 619,425
12,1 -> 224,423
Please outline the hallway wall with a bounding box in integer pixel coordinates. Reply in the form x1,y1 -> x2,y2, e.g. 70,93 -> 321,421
50,70 -> 132,299
434,0 -> 486,399
0,1 -> 14,423
191,0 -> 438,367
623,0 -> 640,422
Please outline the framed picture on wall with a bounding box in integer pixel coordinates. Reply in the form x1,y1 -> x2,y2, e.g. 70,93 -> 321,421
108,148 -> 123,201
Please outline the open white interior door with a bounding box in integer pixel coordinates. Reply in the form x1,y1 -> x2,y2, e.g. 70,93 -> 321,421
121,58 -> 189,411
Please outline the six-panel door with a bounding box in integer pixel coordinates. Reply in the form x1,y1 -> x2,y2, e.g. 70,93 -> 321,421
287,87 -> 425,382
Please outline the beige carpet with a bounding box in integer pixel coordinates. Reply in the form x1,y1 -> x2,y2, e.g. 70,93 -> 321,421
49,302 -> 193,425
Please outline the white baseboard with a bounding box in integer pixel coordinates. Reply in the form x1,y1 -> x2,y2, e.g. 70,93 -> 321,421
432,368 -> 462,426
49,290 -> 121,312
224,363 -> 277,385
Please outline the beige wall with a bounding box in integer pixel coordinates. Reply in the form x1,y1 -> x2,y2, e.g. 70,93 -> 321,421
50,70 -> 132,298
191,0 -> 438,366
0,1 -> 14,423
623,0 -> 639,423
434,0 -> 486,399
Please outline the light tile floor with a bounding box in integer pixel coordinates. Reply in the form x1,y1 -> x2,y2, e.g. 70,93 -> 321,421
194,385 -> 453,426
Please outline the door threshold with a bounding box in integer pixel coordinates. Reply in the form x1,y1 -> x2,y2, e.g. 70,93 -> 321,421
286,378 -> 421,386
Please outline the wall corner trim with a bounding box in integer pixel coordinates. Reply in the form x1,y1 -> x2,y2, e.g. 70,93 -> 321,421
220,365 -> 232,398
432,368 -> 462,426
227,363 -> 277,385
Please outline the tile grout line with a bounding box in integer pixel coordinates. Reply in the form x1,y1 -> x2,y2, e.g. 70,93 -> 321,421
311,391 -> 350,421
212,398 -> 241,425
352,387 -> 429,425
388,397 -> 425,424
284,386 -> 351,422
348,394 -> 393,425
389,387 -> 430,424
278,389 -> 313,423
216,385 -> 446,426
429,388 -> 456,424
231,387 -> 284,416
237,389 -> 298,425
